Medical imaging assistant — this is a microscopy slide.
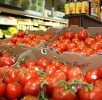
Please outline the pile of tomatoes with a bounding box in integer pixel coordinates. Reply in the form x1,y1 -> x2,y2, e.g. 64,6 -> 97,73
48,29 -> 102,56
0,49 -> 17,67
6,32 -> 54,47
0,57 -> 102,100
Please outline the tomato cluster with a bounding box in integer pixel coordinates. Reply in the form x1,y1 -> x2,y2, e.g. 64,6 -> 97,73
0,49 -> 17,67
7,32 -> 54,47
48,29 -> 102,56
0,57 -> 102,100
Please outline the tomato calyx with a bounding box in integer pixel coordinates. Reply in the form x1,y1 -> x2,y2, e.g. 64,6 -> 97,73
58,80 -> 93,93
35,67 -> 47,78
38,81 -> 49,100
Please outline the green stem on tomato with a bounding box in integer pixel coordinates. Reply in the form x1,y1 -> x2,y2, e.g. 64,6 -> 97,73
38,81 -> 49,100
16,64 -> 26,75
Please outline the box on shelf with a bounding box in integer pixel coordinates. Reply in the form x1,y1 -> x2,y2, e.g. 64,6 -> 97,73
0,28 -> 60,49
46,25 -> 102,72
13,47 -> 59,67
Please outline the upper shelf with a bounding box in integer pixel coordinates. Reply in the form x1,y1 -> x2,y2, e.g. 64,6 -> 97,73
0,4 -> 67,24
64,14 -> 102,24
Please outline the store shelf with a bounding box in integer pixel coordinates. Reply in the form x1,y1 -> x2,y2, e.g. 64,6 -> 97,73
64,14 -> 102,27
0,6 -> 67,24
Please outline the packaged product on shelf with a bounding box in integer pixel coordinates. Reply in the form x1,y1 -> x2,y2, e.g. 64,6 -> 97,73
64,0 -> 70,14
69,1 -> 76,14
76,1 -> 82,14
82,0 -> 89,14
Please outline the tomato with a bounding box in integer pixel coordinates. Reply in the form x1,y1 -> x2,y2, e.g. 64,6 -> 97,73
82,48 -> 94,57
84,37 -> 95,46
78,29 -> 88,40
85,69 -> 100,83
23,80 -> 40,96
6,83 -> 22,99
10,36 -> 18,43
21,95 -> 37,100
63,38 -> 71,45
64,32 -> 74,40
51,60 -> 63,68
37,58 -> 51,68
66,43 -> 77,50
52,85 -> 78,100
94,79 -> 102,87
98,65 -> 102,78
0,56 -> 16,67
16,32 -> 25,38
24,61 -> 36,68
59,36 -> 65,41
19,69 -> 38,85
59,65 -> 69,75
4,68 -> 19,83
95,34 -> 102,41
67,67 -> 84,80
46,71 -> 67,97
0,82 -> 6,96
78,85 -> 102,100
90,42 -> 101,50
72,38 -> 80,44
46,65 -> 57,75
57,43 -> 66,51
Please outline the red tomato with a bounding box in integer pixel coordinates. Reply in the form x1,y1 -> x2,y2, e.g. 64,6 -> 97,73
94,79 -> 102,87
90,42 -> 101,50
72,38 -> 80,44
78,86 -> 102,100
23,80 -> 40,96
16,32 -> 25,38
10,36 -> 18,43
82,48 -> 94,57
6,83 -> 22,100
19,69 -> 38,85
51,60 -> 63,68
57,43 -> 66,51
52,85 -> 78,100
98,65 -> 102,78
66,43 -> 77,50
46,65 -> 57,75
59,65 -> 69,75
67,67 -> 84,80
84,37 -> 95,46
24,61 -> 36,68
59,36 -> 65,41
85,69 -> 100,83
46,71 -> 67,97
95,34 -> 102,41
37,58 -> 51,68
78,29 -> 88,40
64,32 -> 74,40
0,56 -> 16,67
4,68 -> 19,83
0,82 -> 6,96
21,95 -> 37,100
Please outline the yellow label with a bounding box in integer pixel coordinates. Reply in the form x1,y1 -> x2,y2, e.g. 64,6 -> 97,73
65,3 -> 70,14
82,1 -> 89,14
70,2 -> 76,14
96,5 -> 100,17
76,2 -> 82,14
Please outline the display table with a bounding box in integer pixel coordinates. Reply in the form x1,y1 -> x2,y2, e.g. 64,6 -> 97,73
64,14 -> 102,28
